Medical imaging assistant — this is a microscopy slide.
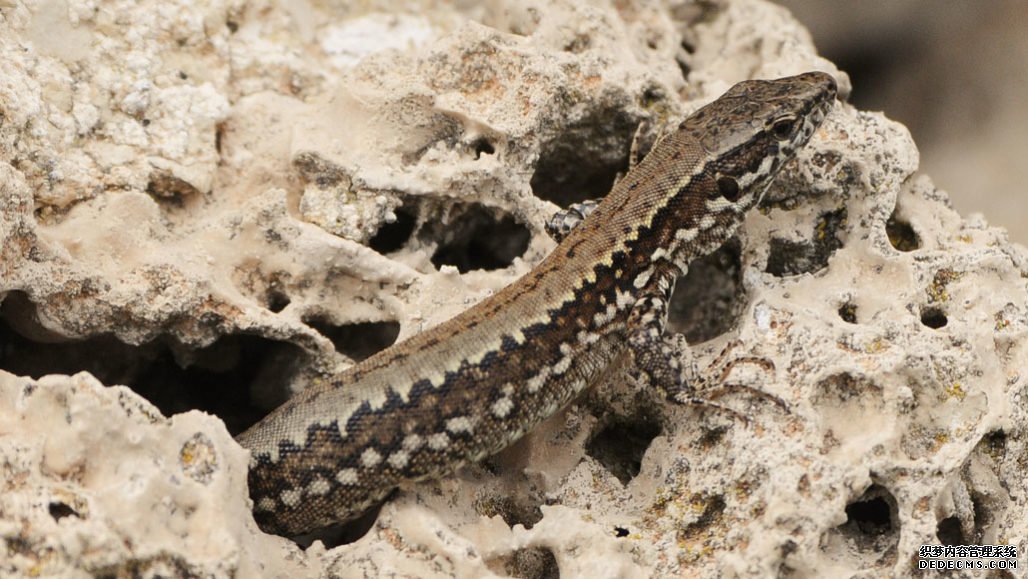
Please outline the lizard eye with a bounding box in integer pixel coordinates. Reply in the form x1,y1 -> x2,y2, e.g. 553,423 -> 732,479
716,175 -> 740,201
771,115 -> 798,141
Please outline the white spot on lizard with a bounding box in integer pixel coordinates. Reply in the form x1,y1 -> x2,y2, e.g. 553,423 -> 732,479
446,416 -> 474,433
336,468 -> 360,486
387,450 -> 410,469
402,433 -> 424,450
675,227 -> 698,242
361,447 -> 382,468
307,477 -> 331,496
280,488 -> 302,507
428,432 -> 450,450
491,397 -> 514,418
633,269 -> 653,289
527,366 -> 551,393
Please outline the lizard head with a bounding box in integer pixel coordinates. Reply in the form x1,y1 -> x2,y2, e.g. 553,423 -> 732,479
685,71 -> 838,213
545,72 -> 837,276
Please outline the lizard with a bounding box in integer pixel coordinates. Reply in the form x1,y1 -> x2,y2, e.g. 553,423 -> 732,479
236,71 -> 838,536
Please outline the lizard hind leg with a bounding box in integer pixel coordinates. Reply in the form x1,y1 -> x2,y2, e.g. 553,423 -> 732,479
701,340 -> 788,412
545,199 -> 601,242
625,278 -> 788,424
706,378 -> 788,416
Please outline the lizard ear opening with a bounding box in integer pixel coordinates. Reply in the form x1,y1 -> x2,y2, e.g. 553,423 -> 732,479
716,175 -> 741,201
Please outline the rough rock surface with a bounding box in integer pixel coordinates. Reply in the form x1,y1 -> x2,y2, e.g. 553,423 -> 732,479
1,0 -> 1025,577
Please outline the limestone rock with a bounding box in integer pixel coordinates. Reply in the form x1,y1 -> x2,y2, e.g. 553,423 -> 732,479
1,0 -> 1024,577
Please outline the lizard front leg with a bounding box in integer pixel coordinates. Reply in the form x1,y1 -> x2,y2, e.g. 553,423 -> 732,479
623,268 -> 700,403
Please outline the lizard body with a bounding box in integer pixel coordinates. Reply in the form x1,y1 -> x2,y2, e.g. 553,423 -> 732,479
237,72 -> 837,536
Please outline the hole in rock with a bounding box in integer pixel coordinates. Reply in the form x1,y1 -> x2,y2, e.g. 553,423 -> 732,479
846,495 -> 891,532
667,240 -> 745,343
936,516 -> 964,546
486,547 -> 560,579
471,137 -> 496,158
428,204 -> 530,273
305,318 -> 400,363
885,213 -> 920,252
834,483 -> 899,558
476,495 -> 544,530
640,85 -> 666,109
983,429 -> 1007,455
368,201 -> 418,255
970,495 -> 991,544
291,503 -> 383,550
614,526 -> 630,538
585,416 -> 661,485
145,170 -> 201,211
766,207 -> 847,277
261,273 -> 294,314
838,302 -> 858,324
0,295 -> 303,435
214,121 -> 225,154
266,290 -> 291,314
920,307 -> 947,329
48,502 -> 79,521
530,105 -> 637,208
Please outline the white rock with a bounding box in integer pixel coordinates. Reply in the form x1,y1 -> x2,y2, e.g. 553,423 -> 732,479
0,0 -> 1024,577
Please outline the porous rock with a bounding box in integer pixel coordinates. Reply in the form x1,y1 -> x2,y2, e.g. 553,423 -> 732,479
1,0 -> 1025,577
